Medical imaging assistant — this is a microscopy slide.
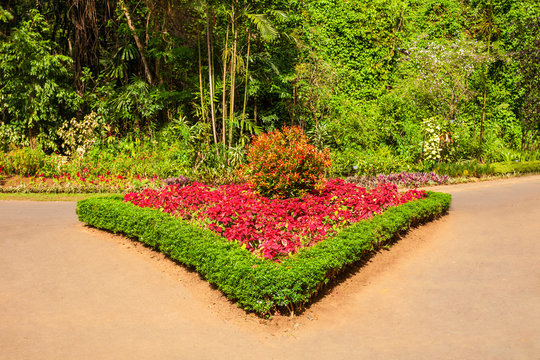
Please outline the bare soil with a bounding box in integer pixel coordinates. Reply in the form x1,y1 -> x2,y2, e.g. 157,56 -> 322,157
0,175 -> 53,187
1,175 -> 539,359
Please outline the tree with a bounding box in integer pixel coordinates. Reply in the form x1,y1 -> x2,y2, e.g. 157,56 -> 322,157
512,15 -> 540,150
402,35 -> 494,122
0,10 -> 80,148
473,0 -> 501,149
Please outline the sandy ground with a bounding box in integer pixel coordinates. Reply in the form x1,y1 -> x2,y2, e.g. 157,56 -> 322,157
0,175 -> 539,359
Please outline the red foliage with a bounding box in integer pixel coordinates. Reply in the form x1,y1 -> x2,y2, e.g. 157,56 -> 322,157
242,126 -> 332,198
125,180 -> 426,261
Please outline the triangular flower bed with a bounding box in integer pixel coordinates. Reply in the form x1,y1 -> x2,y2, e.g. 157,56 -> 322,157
77,180 -> 451,316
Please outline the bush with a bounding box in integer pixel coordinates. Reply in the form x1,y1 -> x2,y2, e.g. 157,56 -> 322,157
77,191 -> 451,315
2,147 -> 47,176
347,172 -> 449,188
0,123 -> 29,152
434,160 -> 494,178
491,161 -> 540,175
243,126 -> 332,198
330,147 -> 411,177
57,112 -> 103,156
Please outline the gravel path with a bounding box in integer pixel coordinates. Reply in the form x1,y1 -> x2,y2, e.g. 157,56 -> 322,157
1,175 -> 539,359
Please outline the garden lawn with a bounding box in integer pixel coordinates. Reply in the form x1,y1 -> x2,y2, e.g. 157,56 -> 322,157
77,181 -> 451,315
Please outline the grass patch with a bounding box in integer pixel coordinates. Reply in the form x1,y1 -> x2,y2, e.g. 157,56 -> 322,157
77,191 -> 451,316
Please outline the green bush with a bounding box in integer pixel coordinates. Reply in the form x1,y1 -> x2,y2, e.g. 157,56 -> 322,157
330,147 -> 412,177
77,191 -> 451,315
434,160 -> 494,178
2,147 -> 47,176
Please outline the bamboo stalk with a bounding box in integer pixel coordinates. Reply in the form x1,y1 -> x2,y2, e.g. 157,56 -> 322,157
228,2 -> 238,149
206,5 -> 219,153
221,21 -> 230,146
197,33 -> 206,123
241,31 -> 251,138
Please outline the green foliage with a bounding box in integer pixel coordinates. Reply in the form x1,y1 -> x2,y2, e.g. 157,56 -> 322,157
330,147 -> 410,177
491,160 -> 540,174
73,138 -> 192,178
77,191 -> 451,315
0,10 -> 80,146
1,147 -> 47,176
0,123 -> 29,152
86,76 -> 172,136
57,112 -> 104,156
0,115 -> 243,184
510,14 -> 540,149
2,0 -> 539,169
434,160 -> 494,177
243,126 -> 332,198
400,36 -> 493,121
294,0 -> 405,100
0,6 -> 13,23
292,52 -> 339,128
407,0 -> 468,38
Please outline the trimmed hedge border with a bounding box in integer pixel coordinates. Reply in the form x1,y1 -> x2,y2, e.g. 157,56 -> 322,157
77,191 -> 451,315
491,160 -> 540,175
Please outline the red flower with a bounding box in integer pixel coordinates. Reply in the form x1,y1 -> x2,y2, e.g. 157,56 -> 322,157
124,180 -> 426,261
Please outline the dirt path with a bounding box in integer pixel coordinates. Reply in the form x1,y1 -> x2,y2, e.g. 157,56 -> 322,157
1,176 -> 539,359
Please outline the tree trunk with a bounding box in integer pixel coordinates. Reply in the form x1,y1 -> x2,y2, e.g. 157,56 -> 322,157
254,96 -> 257,124
119,0 -> 153,85
480,0 -> 495,158
480,31 -> 492,155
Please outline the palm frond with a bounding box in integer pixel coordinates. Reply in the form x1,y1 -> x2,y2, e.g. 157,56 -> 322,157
270,10 -> 289,23
245,13 -> 279,42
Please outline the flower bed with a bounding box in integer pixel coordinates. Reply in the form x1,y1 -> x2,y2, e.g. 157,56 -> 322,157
0,171 -> 163,193
77,190 -> 451,315
125,180 -> 426,260
346,171 -> 449,188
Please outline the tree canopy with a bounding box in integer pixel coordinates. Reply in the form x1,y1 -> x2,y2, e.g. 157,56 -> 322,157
0,0 -> 538,163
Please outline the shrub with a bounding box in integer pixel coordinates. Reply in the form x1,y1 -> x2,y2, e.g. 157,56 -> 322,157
77,191 -> 451,315
243,126 -> 331,198
434,160 -> 493,177
57,112 -> 103,156
2,147 -> 46,176
330,147 -> 410,177
163,175 -> 192,187
491,161 -> 540,175
0,123 -> 29,152
347,172 -> 449,188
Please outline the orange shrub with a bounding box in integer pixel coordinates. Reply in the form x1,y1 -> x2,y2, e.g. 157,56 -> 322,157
243,126 -> 331,198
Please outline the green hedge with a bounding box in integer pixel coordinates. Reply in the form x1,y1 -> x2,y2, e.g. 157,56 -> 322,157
491,161 -> 540,175
77,192 -> 451,315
